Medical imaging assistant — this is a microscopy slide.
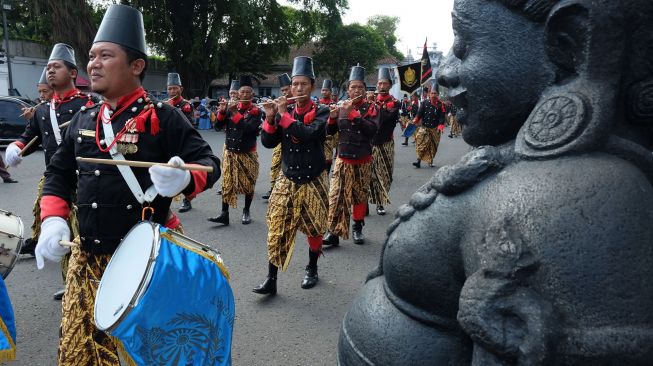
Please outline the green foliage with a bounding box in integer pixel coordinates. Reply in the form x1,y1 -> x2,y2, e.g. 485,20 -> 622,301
0,0 -> 50,44
124,0 -> 346,97
313,23 -> 387,92
367,15 -> 404,60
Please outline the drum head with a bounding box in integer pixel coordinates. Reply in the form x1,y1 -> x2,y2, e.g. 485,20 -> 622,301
95,222 -> 157,331
0,210 -> 24,279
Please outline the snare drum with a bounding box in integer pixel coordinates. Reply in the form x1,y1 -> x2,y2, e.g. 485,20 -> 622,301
0,210 -> 24,279
94,222 -> 234,366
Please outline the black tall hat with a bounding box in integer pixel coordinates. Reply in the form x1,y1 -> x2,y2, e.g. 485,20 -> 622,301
322,79 -> 333,89
37,67 -> 48,85
93,4 -> 147,56
239,75 -> 253,88
291,56 -> 315,80
229,80 -> 240,91
277,73 -> 291,87
167,73 -> 182,86
378,67 -> 393,84
349,63 -> 365,82
49,43 -> 76,69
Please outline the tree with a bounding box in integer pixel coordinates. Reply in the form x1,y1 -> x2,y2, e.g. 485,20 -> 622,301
34,0 -> 99,67
313,23 -> 387,94
366,15 -> 404,60
123,0 -> 346,97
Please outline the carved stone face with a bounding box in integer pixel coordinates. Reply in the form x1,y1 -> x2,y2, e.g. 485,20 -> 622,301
439,0 -> 555,146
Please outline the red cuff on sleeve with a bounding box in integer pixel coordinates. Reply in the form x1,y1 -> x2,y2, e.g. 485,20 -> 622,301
262,120 -> 277,134
278,112 -> 295,129
165,213 -> 182,230
217,111 -> 227,121
232,112 -> 243,124
13,141 -> 25,149
413,117 -> 421,124
40,195 -> 70,220
328,116 -> 338,125
185,165 -> 208,199
347,109 -> 361,121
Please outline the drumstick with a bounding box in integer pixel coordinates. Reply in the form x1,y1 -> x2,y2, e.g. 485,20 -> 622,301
19,121 -> 72,157
76,157 -> 214,172
59,240 -> 78,248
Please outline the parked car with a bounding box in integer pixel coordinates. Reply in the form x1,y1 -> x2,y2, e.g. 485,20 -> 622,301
0,96 -> 35,148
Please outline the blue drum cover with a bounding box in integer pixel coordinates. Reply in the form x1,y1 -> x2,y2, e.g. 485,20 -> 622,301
0,277 -> 16,362
403,123 -> 417,138
111,227 -> 235,366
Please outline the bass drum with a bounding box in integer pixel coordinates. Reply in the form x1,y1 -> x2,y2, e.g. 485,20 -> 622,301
0,210 -> 24,279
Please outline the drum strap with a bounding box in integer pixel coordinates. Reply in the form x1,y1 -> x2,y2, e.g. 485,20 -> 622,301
49,101 -> 62,145
101,107 -> 158,204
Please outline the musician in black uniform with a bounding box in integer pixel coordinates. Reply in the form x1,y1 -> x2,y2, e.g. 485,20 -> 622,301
322,64 -> 379,246
412,86 -> 446,168
254,56 -> 331,294
369,67 -> 399,216
262,73 -> 292,200
34,5 -> 220,365
5,44 -> 94,300
19,67 -> 54,121
208,74 -> 262,226
166,72 -> 195,213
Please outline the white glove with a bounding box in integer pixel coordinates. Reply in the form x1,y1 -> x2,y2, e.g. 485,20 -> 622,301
149,156 -> 191,197
4,143 -> 23,167
35,217 -> 71,270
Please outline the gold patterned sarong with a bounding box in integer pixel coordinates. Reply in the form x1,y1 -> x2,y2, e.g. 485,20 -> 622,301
327,158 -> 372,239
369,140 -> 394,206
269,145 -> 282,187
221,150 -> 259,208
450,115 -> 461,137
58,225 -> 184,366
415,126 -> 441,164
266,173 -> 329,271
323,132 -> 339,163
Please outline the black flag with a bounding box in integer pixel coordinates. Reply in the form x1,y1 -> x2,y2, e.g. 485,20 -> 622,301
420,38 -> 432,84
398,62 -> 421,95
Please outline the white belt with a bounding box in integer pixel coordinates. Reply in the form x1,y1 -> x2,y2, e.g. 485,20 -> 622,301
100,107 -> 158,204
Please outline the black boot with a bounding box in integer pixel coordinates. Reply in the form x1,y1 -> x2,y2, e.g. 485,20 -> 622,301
179,198 -> 192,213
242,194 -> 253,224
376,205 -> 386,216
352,220 -> 365,245
412,160 -> 421,168
208,203 -> 230,225
322,232 -> 339,247
20,238 -> 36,256
253,262 -> 278,295
301,266 -> 318,289
53,289 -> 64,301
262,189 -> 272,200
401,137 -> 408,146
252,277 -> 277,295
241,209 -> 251,225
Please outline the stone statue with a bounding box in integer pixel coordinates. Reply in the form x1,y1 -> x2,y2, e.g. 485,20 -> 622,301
337,0 -> 653,365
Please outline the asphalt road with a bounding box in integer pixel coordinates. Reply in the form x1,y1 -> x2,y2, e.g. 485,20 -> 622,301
1,126 -> 469,366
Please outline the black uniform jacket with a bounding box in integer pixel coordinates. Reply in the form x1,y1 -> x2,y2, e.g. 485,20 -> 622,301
327,100 -> 379,160
415,98 -> 446,128
42,89 -> 220,254
261,101 -> 329,184
19,91 -> 93,166
215,103 -> 262,153
168,96 -> 194,125
372,94 -> 399,146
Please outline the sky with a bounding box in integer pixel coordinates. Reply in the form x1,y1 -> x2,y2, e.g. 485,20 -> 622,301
340,0 -> 455,57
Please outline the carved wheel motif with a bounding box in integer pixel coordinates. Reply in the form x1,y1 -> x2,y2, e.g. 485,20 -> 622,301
524,93 -> 586,150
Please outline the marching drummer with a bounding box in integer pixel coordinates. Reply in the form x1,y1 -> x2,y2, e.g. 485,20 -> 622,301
3,43 -> 95,300
34,5 -> 220,365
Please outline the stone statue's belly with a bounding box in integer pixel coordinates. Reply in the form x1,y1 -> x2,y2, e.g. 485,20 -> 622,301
383,199 -> 467,322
